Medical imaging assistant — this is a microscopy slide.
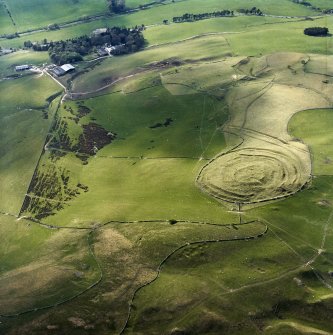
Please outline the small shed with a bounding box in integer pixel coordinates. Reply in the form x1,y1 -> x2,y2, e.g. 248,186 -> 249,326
15,64 -> 30,71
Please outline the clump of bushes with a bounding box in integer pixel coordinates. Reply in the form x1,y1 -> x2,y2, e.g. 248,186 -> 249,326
304,27 -> 329,36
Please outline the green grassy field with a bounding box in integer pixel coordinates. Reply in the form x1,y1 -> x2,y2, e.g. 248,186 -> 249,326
1,1 -> 333,334
0,74 -> 61,214
21,83 -> 237,226
0,50 -> 49,76
289,109 -> 333,176
308,0 -> 333,9
0,214 -> 101,316
6,0 -> 108,32
71,34 -> 232,93
0,0 -> 320,49
0,1 -> 16,35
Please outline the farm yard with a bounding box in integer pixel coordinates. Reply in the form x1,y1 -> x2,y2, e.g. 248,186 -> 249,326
1,0 -> 333,334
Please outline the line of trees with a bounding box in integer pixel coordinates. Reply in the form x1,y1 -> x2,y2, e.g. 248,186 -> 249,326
292,0 -> 333,13
238,7 -> 264,16
172,10 -> 234,23
304,27 -> 329,36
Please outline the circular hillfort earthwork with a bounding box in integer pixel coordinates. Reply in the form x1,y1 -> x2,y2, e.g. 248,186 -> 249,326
197,52 -> 333,205
198,146 -> 310,204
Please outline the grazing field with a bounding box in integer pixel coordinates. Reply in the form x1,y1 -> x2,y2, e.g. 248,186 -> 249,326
289,108 -> 333,175
307,0 -> 333,9
196,53 -> 332,205
0,214 -> 101,316
1,1 -> 333,335
0,0 -> 322,49
5,0 -> 107,32
71,34 -> 232,94
0,75 -> 61,214
0,50 -> 49,76
0,15 -> 299,50
20,83 -> 235,226
0,2 -> 15,35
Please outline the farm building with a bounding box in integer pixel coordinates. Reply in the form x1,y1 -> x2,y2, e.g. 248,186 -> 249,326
52,67 -> 65,76
52,64 -> 75,77
15,64 -> 30,71
61,64 -> 75,73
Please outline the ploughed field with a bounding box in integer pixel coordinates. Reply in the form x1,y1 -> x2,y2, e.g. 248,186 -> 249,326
1,2 -> 333,335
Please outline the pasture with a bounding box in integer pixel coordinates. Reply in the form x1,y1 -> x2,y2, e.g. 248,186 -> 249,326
289,108 -> 333,175
1,1 -> 333,334
0,50 -> 49,76
21,83 -> 236,227
5,0 -> 107,32
0,75 -> 61,214
0,214 -> 101,317
0,0 -> 322,49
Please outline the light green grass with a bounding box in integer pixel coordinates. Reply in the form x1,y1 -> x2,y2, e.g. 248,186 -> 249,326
289,109 -> 333,175
0,2 -> 16,35
127,232 -> 319,334
83,86 -> 227,158
27,82 -> 237,227
6,0 -> 108,32
2,2 -> 333,333
145,16 -> 294,45
72,34 -> 231,93
71,18 -> 333,93
0,75 -> 61,214
0,0 -> 318,49
0,214 -> 100,316
250,175 -> 333,248
0,50 -> 49,77
309,0 -> 333,9
42,154 -> 237,227
227,17 -> 333,55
